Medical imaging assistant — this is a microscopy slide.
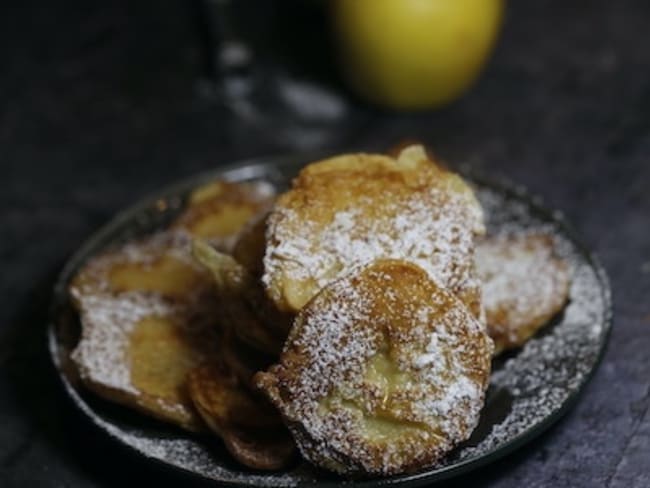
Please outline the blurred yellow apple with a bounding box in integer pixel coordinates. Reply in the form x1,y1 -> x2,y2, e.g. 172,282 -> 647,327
331,0 -> 504,110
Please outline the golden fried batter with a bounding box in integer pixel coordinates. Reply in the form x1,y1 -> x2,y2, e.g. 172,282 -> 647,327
256,260 -> 493,476
231,213 -> 268,280
187,363 -> 295,470
69,178 -> 277,432
475,233 -> 571,354
171,180 -> 275,252
70,233 -> 219,431
231,214 -> 294,338
192,239 -> 288,356
262,145 -> 485,320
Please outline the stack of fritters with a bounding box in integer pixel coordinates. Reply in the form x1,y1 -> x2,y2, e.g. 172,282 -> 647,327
69,180 -> 295,468
69,146 -> 571,476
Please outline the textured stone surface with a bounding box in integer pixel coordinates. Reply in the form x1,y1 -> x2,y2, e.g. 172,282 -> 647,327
1,0 -> 649,486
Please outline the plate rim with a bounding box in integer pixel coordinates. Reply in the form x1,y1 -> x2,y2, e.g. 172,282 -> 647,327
48,153 -> 613,487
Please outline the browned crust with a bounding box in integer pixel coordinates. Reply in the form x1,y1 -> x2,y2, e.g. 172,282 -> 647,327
256,259 -> 493,476
188,363 -> 295,470
262,146 -> 485,320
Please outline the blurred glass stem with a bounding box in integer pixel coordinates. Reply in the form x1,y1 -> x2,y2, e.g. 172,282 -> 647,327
201,0 -> 253,97
214,1 -> 252,75
194,0 -> 365,150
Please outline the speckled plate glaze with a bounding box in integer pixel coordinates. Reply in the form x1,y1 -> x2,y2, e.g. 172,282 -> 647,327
49,154 -> 612,487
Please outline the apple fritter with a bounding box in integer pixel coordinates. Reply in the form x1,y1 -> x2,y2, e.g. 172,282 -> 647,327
187,363 -> 295,470
70,233 -> 219,431
69,178 -> 277,431
475,233 -> 571,354
192,239 -> 287,356
262,145 -> 485,320
171,179 -> 275,252
255,260 -> 493,476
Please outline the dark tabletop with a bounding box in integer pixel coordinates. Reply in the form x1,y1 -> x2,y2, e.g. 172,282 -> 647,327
1,0 -> 649,487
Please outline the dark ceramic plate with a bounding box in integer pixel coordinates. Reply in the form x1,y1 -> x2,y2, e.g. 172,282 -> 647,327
48,154 -> 612,487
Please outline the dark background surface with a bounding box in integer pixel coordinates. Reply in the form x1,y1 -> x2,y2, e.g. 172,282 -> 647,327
1,0 -> 649,487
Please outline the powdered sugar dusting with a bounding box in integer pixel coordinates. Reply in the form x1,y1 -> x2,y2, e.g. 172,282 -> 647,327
72,293 -> 176,393
413,332 -> 444,369
258,261 -> 492,475
477,236 -> 559,321
268,193 -> 479,290
410,307 -> 487,437
292,284 -> 375,400
74,404 -> 301,488
53,167 -> 611,486
443,184 -> 610,464
476,232 -> 571,349
263,172 -> 485,314
69,231 -> 215,397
